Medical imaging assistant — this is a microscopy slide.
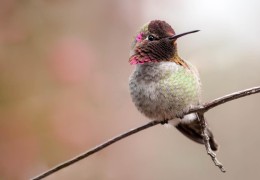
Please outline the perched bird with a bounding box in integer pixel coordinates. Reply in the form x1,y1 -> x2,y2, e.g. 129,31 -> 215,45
129,20 -> 218,151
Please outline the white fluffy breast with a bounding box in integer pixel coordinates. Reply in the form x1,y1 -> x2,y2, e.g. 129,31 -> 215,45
129,61 -> 201,121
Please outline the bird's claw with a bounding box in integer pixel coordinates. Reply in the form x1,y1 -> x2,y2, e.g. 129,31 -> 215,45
160,119 -> 169,125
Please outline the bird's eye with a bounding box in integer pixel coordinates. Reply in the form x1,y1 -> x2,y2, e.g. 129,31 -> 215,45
147,35 -> 155,41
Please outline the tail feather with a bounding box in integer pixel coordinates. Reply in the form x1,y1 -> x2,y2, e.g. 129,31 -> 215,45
175,113 -> 218,151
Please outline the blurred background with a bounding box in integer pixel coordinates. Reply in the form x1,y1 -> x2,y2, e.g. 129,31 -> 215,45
0,0 -> 260,179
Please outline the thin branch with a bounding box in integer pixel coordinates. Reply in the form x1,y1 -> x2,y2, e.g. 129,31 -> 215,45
32,121 -> 161,180
32,86 -> 260,180
197,113 -> 226,172
189,86 -> 260,113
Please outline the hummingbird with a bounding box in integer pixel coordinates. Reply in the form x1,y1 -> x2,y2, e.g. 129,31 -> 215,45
129,20 -> 218,151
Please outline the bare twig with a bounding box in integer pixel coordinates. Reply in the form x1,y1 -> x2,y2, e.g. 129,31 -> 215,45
32,86 -> 260,180
189,86 -> 260,113
31,121 -> 161,180
197,113 -> 226,172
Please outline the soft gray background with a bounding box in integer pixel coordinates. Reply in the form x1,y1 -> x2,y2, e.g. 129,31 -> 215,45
0,0 -> 260,179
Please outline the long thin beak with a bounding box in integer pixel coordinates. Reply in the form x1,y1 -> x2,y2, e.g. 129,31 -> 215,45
168,30 -> 200,40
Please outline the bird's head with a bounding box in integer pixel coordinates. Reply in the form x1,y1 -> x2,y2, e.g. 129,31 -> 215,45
129,20 -> 199,65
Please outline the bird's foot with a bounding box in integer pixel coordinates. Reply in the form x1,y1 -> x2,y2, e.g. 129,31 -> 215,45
160,119 -> 169,125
